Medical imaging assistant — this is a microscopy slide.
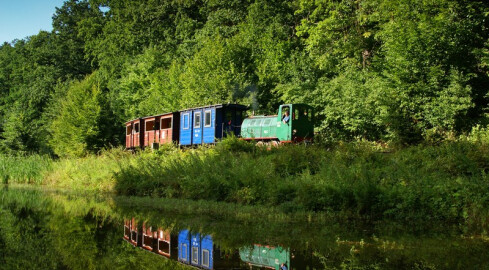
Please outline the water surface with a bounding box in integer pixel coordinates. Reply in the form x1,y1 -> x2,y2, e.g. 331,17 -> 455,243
1,186 -> 488,269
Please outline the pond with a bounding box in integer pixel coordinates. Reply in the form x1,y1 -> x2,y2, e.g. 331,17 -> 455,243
0,185 -> 488,269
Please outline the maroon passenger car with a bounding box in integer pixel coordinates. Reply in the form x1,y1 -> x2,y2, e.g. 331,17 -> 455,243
125,112 -> 180,149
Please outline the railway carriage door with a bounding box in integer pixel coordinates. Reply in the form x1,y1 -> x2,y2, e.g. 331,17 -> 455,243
126,124 -> 132,148
160,117 -> 172,144
193,109 -> 203,145
224,109 -> 233,135
180,111 -> 193,145
178,230 -> 191,264
203,108 -> 215,144
145,119 -> 155,147
191,234 -> 201,267
134,122 -> 140,147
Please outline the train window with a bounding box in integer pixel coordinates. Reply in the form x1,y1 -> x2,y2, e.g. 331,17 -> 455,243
204,110 -> 211,127
194,112 -> 201,128
161,118 -> 172,129
183,113 -> 189,129
304,108 -> 310,121
281,106 -> 291,121
159,240 -> 170,254
224,109 -> 233,123
263,119 -> 271,126
192,247 -> 199,264
126,125 -> 132,135
202,249 -> 210,267
145,120 -> 155,131
181,244 -> 188,261
134,123 -> 140,133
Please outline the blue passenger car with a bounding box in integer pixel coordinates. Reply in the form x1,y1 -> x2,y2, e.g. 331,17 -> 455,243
178,230 -> 212,268
177,230 -> 241,269
179,104 -> 248,146
178,230 -> 191,264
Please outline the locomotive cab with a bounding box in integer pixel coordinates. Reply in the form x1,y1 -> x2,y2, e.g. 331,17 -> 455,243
277,104 -> 314,143
241,104 -> 314,143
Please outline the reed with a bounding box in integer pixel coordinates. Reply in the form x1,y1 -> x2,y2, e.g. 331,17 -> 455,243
0,154 -> 52,184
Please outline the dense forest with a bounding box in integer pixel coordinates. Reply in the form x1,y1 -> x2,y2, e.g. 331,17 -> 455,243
1,0 -> 489,157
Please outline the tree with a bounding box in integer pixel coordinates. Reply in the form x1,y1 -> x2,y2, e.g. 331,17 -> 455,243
49,74 -> 107,157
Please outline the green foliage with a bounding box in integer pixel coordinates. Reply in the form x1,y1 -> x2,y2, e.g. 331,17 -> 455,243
312,68 -> 387,141
49,73 -> 117,157
1,0 -> 489,151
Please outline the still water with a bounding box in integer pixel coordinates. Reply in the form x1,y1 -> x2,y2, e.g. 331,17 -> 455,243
1,186 -> 488,270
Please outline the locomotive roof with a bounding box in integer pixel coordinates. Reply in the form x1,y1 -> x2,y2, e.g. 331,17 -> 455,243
245,115 -> 278,118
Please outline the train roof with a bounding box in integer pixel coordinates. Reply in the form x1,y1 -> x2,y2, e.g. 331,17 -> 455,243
125,104 -> 249,124
125,111 -> 176,124
244,115 -> 278,119
179,103 -> 248,111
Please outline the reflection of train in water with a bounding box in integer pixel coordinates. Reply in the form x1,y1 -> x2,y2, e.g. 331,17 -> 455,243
123,218 -> 178,260
123,219 -> 319,269
177,230 -> 242,269
239,244 -> 313,270
123,219 -> 243,269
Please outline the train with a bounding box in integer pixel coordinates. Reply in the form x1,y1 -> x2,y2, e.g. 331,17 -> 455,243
123,218 -> 320,270
125,103 -> 314,149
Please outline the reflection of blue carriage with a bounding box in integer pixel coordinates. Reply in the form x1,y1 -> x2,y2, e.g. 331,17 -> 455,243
178,230 -> 242,269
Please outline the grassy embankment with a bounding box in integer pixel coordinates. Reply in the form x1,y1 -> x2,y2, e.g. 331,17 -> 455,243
2,137 -> 489,231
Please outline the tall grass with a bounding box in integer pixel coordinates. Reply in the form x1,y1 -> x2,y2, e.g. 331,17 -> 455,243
43,147 -> 130,191
0,154 -> 53,184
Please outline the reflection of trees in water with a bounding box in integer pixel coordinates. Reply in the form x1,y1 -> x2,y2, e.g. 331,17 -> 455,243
1,188 -> 489,269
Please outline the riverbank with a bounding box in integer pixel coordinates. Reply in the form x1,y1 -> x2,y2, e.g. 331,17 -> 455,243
2,138 -> 489,232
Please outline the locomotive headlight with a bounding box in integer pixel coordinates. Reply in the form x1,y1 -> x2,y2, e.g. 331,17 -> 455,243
293,129 -> 297,135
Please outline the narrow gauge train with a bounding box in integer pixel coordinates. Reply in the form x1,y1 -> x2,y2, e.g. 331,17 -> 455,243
125,103 -> 314,149
123,220 -> 242,269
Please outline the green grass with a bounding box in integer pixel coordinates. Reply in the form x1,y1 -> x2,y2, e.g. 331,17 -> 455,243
3,138 -> 489,232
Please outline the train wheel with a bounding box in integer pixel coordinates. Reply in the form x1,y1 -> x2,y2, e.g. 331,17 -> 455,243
256,141 -> 265,147
270,141 -> 279,148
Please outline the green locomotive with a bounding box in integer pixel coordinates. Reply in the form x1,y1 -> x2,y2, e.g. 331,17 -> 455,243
239,244 -> 290,270
241,104 -> 314,145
